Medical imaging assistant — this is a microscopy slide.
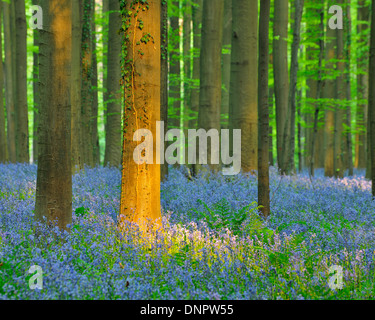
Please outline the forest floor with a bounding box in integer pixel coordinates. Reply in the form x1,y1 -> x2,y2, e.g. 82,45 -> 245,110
0,164 -> 375,299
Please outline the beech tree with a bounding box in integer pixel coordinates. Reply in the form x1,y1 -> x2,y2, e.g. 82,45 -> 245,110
258,0 -> 271,218
35,0 -> 72,231
119,0 -> 162,232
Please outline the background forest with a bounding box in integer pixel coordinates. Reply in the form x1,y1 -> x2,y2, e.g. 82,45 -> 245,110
0,0 -> 375,300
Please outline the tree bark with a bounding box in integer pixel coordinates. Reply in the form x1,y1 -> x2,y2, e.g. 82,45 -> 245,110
104,0 -> 122,168
285,0 -> 304,173
221,0 -> 231,130
0,2 -> 6,163
32,0 -> 39,163
324,22 -> 336,177
119,0 -> 162,232
161,0 -> 168,180
258,0 -> 271,218
370,0 -> 375,195
81,0 -> 95,167
71,0 -> 83,172
3,2 -> 16,163
15,0 -> 29,163
229,0 -> 258,173
35,0 -> 72,231
198,0 -> 224,172
273,0 -> 289,174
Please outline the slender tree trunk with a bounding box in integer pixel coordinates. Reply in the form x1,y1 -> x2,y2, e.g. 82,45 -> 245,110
324,22 -> 336,177
356,0 -> 369,169
71,0 -> 83,172
198,0 -> 224,172
0,3 -> 6,163
221,0 -> 231,129
310,8 -> 324,177
3,2 -> 16,163
258,0 -> 271,218
229,0 -> 258,173
183,1 -> 191,129
169,2 -> 181,130
345,0 -> 354,176
190,0 -> 202,132
81,0 -> 94,167
269,85 -> 274,166
35,0 -> 72,231
32,0 -> 39,163
285,0 -> 304,173
334,0 -> 345,179
104,0 -> 122,167
91,12 -> 100,165
161,0 -> 168,180
190,0 -> 202,176
273,0 -> 289,174
119,0 -> 162,232
369,0 -> 375,195
15,0 -> 29,163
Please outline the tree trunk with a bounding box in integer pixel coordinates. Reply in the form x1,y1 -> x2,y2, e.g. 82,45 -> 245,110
32,0 -> 39,163
91,12 -> 100,165
71,0 -> 83,172
3,2 -> 16,163
309,8 -> 324,177
104,0 -> 122,168
370,0 -> 375,195
286,0 -> 304,173
334,0 -> 345,179
344,0 -> 354,176
356,0 -> 369,169
119,0 -> 162,232
81,0 -> 94,167
161,0 -> 168,180
35,0 -> 72,231
324,23 -> 336,177
273,0 -> 289,174
229,0 -> 258,173
269,85 -> 274,166
258,0 -> 271,218
190,0 -> 202,132
169,2 -> 181,130
221,0 -> 231,129
15,0 -> 29,163
198,0 -> 224,172
0,3 -> 6,163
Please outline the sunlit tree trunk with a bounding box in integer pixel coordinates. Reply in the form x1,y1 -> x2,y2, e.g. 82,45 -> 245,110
3,2 -> 16,163
35,0 -> 72,231
229,0 -> 258,173
15,0 -> 29,163
104,0 -> 122,167
273,0 -> 289,174
258,0 -> 271,218
119,0 -> 162,232
198,0 -> 224,172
